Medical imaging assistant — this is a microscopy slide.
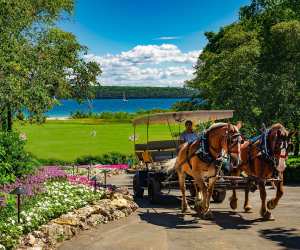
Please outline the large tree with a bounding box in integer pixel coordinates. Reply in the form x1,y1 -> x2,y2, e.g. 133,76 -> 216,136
187,0 -> 299,135
0,0 -> 101,131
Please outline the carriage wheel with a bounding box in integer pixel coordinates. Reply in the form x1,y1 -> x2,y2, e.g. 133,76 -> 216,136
133,174 -> 144,198
212,189 -> 226,203
148,177 -> 161,204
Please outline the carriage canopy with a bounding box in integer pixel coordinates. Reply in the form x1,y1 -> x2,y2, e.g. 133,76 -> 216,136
132,110 -> 234,126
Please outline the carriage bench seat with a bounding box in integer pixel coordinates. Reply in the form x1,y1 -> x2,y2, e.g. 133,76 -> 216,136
135,140 -> 177,163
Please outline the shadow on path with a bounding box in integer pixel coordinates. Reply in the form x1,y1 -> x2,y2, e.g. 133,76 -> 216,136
139,210 -> 202,229
135,195 -> 201,229
258,227 -> 300,250
213,210 -> 262,230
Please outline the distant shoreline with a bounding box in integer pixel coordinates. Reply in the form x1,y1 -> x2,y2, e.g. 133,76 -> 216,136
44,98 -> 188,118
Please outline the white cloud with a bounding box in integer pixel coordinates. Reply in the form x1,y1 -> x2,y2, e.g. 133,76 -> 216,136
85,44 -> 201,87
155,36 -> 181,40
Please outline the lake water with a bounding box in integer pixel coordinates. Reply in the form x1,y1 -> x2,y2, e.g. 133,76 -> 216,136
46,98 -> 187,117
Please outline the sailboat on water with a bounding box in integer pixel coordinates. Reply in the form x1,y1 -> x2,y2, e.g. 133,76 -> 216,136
122,91 -> 128,102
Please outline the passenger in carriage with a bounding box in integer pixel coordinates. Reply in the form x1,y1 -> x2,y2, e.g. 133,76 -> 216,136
179,120 -> 198,144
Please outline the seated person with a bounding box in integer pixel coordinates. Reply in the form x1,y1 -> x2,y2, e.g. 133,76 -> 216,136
179,120 -> 198,144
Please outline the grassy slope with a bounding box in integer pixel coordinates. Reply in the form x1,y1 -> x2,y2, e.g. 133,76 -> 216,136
15,119 -> 177,161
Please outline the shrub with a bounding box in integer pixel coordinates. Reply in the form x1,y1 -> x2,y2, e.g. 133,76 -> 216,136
0,131 -> 40,185
285,156 -> 300,183
75,152 -> 136,165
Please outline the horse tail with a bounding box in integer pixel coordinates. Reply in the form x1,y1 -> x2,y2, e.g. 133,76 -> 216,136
162,157 -> 177,173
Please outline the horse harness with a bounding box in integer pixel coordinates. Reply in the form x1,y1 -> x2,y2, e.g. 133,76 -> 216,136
177,127 -> 241,179
247,129 -> 289,181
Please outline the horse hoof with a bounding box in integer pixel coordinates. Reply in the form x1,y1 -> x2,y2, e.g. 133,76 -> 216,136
229,197 -> 238,210
267,200 -> 276,210
202,210 -> 214,220
182,206 -> 191,214
194,200 -> 202,209
261,210 -> 275,221
244,205 -> 252,213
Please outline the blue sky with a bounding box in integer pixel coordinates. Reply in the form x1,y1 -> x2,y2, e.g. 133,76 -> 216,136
60,0 -> 251,86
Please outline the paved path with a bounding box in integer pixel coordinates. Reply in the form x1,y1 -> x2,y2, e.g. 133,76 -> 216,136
59,174 -> 300,250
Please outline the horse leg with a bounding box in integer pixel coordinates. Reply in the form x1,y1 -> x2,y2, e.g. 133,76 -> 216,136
229,188 -> 238,210
194,183 -> 203,210
202,176 -> 217,219
243,187 -> 252,212
259,182 -> 274,220
267,175 -> 284,210
194,177 -> 207,216
229,168 -> 240,210
177,170 -> 190,213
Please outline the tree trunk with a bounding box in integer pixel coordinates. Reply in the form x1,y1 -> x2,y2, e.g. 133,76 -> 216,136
7,105 -> 12,131
294,131 -> 299,156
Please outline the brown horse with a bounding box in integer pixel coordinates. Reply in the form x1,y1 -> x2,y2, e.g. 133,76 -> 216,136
165,122 -> 243,219
229,123 -> 294,220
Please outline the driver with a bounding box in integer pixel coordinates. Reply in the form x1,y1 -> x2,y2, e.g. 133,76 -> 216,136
179,120 -> 198,144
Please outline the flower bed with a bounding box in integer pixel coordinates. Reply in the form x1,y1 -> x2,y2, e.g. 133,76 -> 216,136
0,166 -> 67,197
0,181 -> 104,249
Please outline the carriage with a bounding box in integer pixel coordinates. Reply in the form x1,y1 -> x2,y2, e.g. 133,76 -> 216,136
132,110 -> 255,204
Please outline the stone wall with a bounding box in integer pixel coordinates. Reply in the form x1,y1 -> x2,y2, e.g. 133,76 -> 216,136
17,190 -> 138,250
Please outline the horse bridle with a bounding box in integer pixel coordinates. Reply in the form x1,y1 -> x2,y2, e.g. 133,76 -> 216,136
225,129 -> 244,166
272,132 -> 290,160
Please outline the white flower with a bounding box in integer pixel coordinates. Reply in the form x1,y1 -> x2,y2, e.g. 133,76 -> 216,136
19,133 -> 27,141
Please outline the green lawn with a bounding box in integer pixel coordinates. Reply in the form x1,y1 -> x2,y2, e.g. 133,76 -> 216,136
15,119 -> 177,161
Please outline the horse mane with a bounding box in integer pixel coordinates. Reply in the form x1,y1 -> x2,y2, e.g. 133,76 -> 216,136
206,122 -> 228,133
270,123 -> 288,134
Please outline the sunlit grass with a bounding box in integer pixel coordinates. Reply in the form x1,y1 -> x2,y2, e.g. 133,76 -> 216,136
15,119 -> 181,161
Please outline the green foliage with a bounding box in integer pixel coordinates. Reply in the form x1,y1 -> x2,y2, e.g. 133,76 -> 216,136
0,131 -> 39,185
70,111 -> 135,122
37,152 -> 136,166
70,109 -> 170,122
285,156 -> 300,183
0,0 -> 101,131
75,152 -> 136,165
187,0 -> 299,134
287,156 -> 300,168
172,98 -> 206,111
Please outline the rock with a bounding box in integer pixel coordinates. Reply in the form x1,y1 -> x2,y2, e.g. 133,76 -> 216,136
53,213 -> 80,226
86,214 -> 105,226
109,192 -> 123,200
27,234 -> 36,246
122,194 -> 134,201
61,225 -> 73,240
95,206 -> 111,217
128,201 -> 139,211
75,206 -> 95,218
40,223 -> 64,245
111,210 -> 126,220
31,231 -> 44,239
79,222 -> 90,230
19,247 -> 43,250
111,198 -> 128,209
121,207 -> 133,216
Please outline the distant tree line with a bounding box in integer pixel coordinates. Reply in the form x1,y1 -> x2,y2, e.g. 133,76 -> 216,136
93,86 -> 196,99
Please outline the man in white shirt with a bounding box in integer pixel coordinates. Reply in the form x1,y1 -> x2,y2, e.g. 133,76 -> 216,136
179,120 -> 198,144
